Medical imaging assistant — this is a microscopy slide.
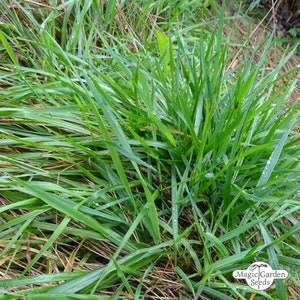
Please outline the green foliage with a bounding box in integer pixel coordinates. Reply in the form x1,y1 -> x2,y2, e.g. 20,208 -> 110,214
0,0 -> 299,299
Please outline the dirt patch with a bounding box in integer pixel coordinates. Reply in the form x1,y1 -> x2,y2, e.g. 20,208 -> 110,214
224,6 -> 300,131
257,0 -> 300,37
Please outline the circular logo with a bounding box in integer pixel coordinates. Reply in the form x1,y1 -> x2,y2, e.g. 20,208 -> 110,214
233,261 -> 288,291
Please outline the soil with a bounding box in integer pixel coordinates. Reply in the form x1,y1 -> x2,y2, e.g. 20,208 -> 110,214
225,2 -> 300,131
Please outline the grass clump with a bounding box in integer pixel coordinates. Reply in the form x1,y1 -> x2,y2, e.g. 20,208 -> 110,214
0,0 -> 299,299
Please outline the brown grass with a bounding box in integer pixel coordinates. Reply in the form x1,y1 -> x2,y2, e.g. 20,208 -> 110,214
0,1 -> 299,298
223,5 -> 300,131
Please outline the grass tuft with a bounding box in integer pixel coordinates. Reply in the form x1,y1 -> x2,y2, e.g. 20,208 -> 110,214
0,0 -> 299,298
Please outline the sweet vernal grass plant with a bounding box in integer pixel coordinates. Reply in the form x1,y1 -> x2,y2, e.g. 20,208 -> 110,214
0,0 -> 299,299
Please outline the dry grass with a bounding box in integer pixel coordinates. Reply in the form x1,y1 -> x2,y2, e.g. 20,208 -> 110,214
223,5 -> 300,131
0,0 -> 299,299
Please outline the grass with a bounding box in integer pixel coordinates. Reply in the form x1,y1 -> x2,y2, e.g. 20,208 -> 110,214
0,0 -> 299,299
